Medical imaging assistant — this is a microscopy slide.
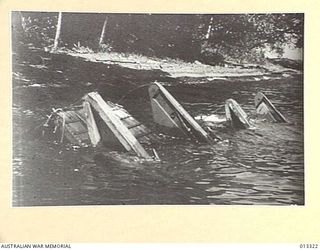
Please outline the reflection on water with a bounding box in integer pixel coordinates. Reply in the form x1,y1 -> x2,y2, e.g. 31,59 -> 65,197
12,48 -> 304,206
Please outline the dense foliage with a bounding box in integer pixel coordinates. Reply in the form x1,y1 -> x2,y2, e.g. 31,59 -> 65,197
12,12 -> 303,63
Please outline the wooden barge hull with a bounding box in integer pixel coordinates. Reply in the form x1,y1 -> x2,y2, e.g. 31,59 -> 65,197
46,92 -> 156,160
254,92 -> 287,123
225,99 -> 252,129
148,82 -> 214,144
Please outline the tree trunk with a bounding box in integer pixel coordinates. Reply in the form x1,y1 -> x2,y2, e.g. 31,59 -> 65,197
51,12 -> 62,52
19,12 -> 27,31
205,17 -> 213,40
99,16 -> 108,46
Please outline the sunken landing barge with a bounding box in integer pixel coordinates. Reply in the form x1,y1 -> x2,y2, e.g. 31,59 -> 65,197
43,92 -> 159,160
43,83 -> 287,161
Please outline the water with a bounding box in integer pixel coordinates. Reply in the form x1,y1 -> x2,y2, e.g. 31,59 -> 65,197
12,47 -> 304,206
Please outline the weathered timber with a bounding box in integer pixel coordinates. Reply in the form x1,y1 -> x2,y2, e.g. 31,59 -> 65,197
149,82 -> 214,144
106,101 -> 151,139
84,92 -> 151,159
54,108 -> 91,145
83,101 -> 101,147
254,92 -> 287,123
225,99 -> 252,129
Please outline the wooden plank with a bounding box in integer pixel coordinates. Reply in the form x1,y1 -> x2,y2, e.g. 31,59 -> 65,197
108,99 -> 151,137
256,102 -> 276,122
55,110 -> 91,145
109,103 -> 151,138
112,108 -> 131,119
150,97 -> 184,131
64,110 -> 82,122
64,121 -> 87,135
64,123 -> 89,142
94,115 -> 122,146
63,129 -> 80,145
75,132 -> 91,143
149,86 -> 183,129
254,92 -> 287,123
83,101 -> 101,147
121,117 -> 141,129
84,92 -> 151,159
93,100 -> 150,143
120,115 -> 131,120
225,99 -> 252,129
149,82 -> 213,143
130,125 -> 149,138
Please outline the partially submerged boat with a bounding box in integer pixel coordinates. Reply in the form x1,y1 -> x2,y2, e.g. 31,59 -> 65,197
43,87 -> 285,161
148,82 -> 215,144
254,92 -> 287,123
225,99 -> 253,129
43,92 -> 159,160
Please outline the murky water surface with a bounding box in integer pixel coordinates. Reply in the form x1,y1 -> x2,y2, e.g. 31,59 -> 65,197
12,48 -> 304,206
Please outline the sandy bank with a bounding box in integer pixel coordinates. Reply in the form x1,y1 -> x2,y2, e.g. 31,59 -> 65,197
62,51 -> 301,79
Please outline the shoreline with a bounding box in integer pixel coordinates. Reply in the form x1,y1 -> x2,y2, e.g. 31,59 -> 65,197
60,50 -> 302,80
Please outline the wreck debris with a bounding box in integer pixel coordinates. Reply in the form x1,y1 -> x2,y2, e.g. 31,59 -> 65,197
83,92 -> 151,158
44,92 -> 158,160
43,86 -> 288,161
83,100 -> 101,147
254,92 -> 287,123
51,107 -> 92,146
225,99 -> 253,129
148,82 -> 214,144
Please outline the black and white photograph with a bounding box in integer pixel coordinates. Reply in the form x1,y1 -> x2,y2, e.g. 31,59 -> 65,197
12,12 -> 304,206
